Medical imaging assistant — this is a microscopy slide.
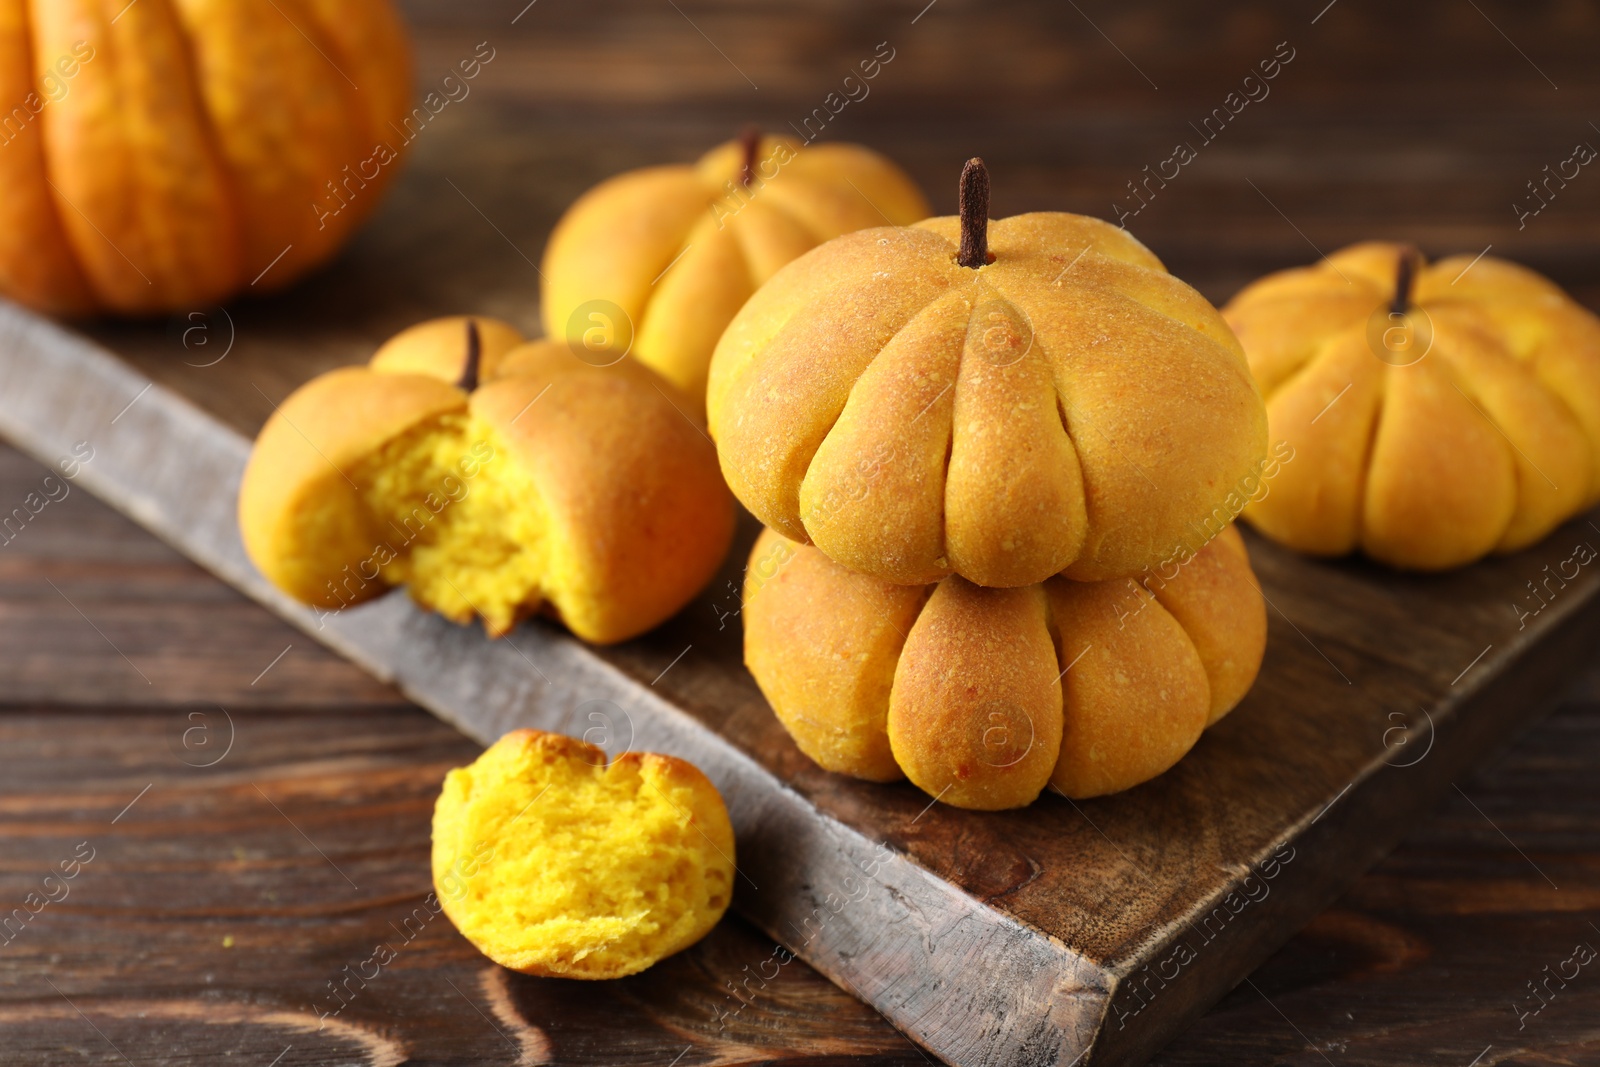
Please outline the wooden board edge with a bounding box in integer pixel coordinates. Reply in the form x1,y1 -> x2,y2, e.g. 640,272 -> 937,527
0,301 -> 1111,1067
1091,569 -> 1600,1065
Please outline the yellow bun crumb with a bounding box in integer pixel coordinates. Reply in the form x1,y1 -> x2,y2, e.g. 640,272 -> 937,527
432,729 -> 735,979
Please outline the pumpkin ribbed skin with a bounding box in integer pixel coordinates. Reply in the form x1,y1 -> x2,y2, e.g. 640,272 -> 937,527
0,0 -> 411,315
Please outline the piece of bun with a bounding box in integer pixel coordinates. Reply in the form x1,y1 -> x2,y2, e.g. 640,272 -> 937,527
433,729 -> 735,979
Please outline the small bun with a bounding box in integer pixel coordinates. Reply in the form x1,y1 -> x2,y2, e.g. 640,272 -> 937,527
432,730 -> 735,979
1224,242 -> 1600,569
238,321 -> 735,644
540,136 -> 930,413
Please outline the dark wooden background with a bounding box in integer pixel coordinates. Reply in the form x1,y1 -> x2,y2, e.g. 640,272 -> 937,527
7,1 -> 1600,1063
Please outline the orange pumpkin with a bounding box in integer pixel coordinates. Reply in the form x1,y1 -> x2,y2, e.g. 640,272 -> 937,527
0,0 -> 412,316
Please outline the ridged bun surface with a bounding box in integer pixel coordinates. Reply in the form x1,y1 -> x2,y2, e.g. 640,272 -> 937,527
709,212 -> 1268,587
1224,241 -> 1600,569
743,524 -> 1266,809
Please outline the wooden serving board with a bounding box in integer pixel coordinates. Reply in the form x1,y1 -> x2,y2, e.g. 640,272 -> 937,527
3,105 -> 1599,1067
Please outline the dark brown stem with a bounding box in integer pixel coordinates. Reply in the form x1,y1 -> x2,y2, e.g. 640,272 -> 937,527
957,157 -> 990,269
740,126 -> 761,188
456,319 -> 482,392
1391,248 -> 1419,315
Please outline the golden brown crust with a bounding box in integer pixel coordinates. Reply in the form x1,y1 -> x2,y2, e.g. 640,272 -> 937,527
742,527 -> 923,781
712,226 -> 959,548
709,213 -> 1268,588
888,579 -> 1063,810
1224,241 -> 1600,569
1145,524 -> 1267,726
1043,575 -> 1209,799
540,136 -> 930,412
743,527 -> 1266,809
240,328 -> 735,644
1246,331 -> 1382,556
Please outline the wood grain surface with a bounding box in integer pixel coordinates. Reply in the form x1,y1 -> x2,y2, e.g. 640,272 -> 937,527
3,441 -> 1599,1067
5,1 -> 1600,1063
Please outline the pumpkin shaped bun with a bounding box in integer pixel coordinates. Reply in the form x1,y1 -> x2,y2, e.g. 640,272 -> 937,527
0,0 -> 412,315
540,131 -> 930,412
1223,242 -> 1600,569
239,316 -> 735,644
708,160 -> 1269,589
433,729 -> 735,979
743,525 -> 1266,810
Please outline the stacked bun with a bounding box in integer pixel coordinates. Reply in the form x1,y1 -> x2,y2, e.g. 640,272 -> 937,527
713,160 -> 1272,809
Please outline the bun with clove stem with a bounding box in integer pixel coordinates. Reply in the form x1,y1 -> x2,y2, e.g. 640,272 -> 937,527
1224,242 -> 1600,568
239,316 -> 734,643
709,158 -> 1268,588
540,133 -> 930,413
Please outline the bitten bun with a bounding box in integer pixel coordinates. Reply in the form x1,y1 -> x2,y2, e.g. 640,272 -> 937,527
239,316 -> 734,643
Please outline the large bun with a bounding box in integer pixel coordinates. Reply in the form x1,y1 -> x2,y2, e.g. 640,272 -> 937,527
743,524 -> 1267,810
709,212 -> 1268,588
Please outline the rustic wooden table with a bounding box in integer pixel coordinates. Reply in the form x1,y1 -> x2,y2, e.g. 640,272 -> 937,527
6,1 -> 1600,1064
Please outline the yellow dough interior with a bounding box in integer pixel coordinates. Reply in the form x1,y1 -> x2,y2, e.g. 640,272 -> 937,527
353,412 -> 546,635
434,745 -> 732,976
